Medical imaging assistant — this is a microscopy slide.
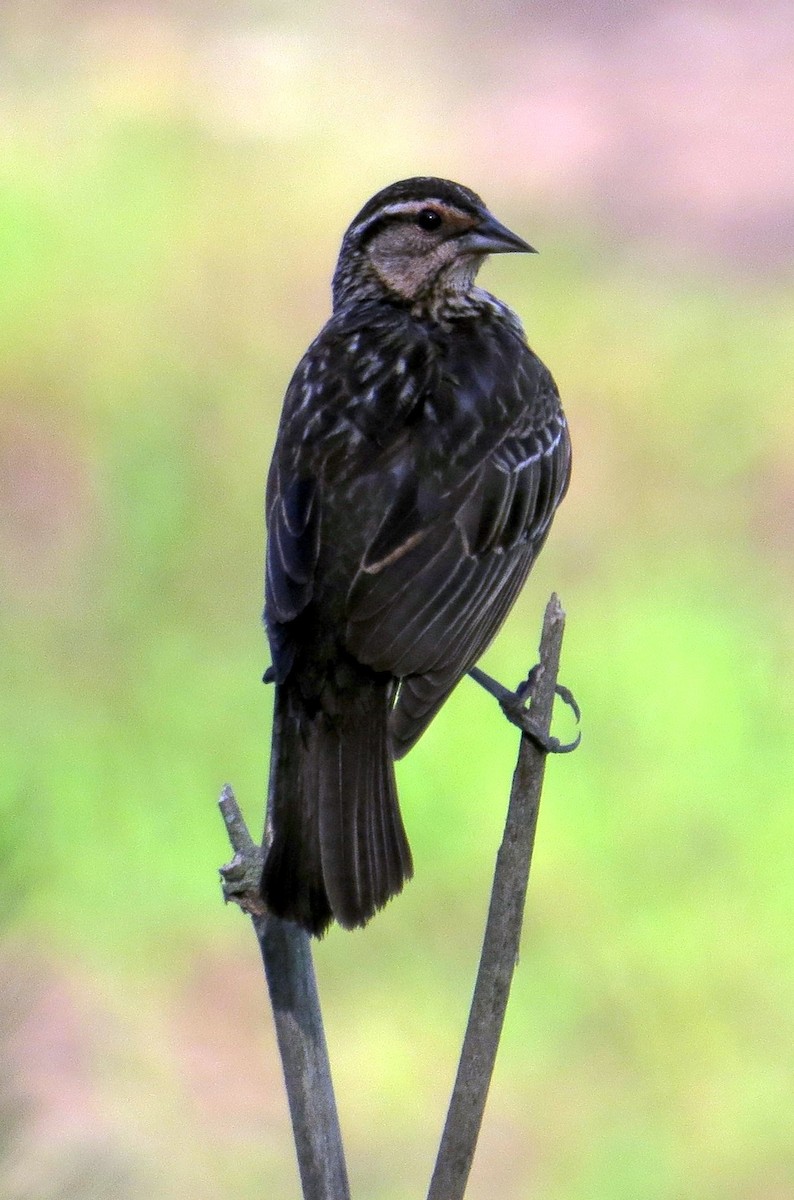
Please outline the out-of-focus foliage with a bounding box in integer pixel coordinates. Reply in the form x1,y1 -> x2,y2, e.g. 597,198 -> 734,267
1,4 -> 792,1199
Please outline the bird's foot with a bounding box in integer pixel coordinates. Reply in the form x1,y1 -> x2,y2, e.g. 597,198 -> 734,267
468,665 -> 581,754
262,665 -> 276,684
514,664 -> 581,722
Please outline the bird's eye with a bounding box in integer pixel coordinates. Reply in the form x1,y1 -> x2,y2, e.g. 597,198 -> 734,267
415,208 -> 443,232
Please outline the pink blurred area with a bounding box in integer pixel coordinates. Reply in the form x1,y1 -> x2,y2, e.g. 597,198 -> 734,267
2,1 -> 792,264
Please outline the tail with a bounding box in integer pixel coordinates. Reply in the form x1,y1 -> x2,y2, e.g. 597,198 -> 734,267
261,681 -> 413,936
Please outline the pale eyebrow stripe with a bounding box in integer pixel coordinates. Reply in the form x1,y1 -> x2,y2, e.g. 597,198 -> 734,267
348,199 -> 470,242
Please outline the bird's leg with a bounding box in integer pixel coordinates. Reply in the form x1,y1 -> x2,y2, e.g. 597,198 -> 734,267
468,665 -> 581,754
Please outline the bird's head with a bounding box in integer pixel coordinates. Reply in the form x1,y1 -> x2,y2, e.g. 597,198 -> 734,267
332,177 -> 534,313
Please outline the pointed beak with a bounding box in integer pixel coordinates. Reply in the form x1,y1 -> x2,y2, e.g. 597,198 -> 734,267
465,211 -> 537,256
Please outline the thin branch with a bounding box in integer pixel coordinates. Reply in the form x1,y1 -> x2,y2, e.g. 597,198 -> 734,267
427,593 -> 570,1200
219,786 -> 350,1200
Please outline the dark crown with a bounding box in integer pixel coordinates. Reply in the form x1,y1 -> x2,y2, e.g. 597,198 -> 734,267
347,177 -> 486,241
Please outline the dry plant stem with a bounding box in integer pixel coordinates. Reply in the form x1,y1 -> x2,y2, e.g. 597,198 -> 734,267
218,787 -> 350,1200
427,593 -> 567,1200
255,914 -> 351,1200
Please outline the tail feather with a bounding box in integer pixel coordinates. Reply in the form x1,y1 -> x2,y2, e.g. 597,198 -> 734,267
261,681 -> 413,936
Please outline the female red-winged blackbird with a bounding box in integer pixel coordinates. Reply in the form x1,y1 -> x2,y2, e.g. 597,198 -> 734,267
261,177 -> 571,935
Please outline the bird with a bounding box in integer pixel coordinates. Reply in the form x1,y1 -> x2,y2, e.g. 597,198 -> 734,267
260,177 -> 571,936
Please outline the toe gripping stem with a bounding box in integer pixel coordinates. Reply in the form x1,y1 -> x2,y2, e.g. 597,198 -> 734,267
468,664 -> 581,754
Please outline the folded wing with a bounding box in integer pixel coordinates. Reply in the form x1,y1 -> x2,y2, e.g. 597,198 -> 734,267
346,371 -> 571,755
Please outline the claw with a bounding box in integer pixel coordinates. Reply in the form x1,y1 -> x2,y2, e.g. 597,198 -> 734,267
511,715 -> 581,754
553,682 -> 581,723
514,664 -> 538,703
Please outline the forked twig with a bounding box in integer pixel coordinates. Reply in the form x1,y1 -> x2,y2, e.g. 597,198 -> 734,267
218,593 -> 574,1200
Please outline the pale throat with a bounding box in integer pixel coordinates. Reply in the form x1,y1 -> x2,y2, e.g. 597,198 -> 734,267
372,253 -> 481,307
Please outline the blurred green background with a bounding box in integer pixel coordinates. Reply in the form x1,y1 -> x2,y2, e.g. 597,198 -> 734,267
1,3 -> 792,1198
